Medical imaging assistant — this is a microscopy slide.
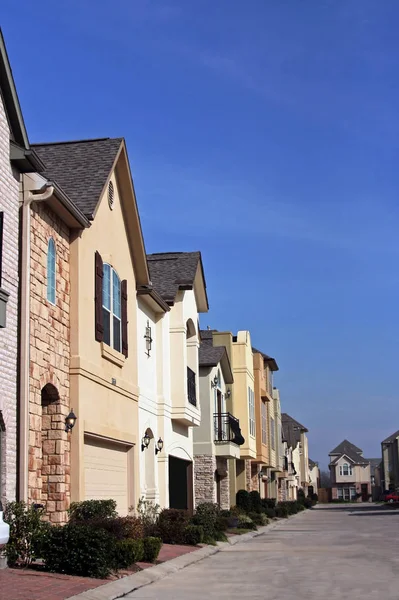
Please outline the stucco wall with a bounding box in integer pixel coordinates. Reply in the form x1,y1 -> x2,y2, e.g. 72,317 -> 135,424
0,92 -> 19,503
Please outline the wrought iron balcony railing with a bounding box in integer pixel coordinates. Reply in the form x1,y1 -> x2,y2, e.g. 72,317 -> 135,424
187,367 -> 197,406
213,412 -> 245,446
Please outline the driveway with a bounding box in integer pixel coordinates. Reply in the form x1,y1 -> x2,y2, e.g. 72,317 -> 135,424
126,504 -> 399,600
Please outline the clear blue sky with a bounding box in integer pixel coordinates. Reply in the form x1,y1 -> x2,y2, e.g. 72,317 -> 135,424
3,0 -> 399,467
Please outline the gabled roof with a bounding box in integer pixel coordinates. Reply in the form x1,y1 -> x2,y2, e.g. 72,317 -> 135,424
281,413 -> 308,449
199,333 -> 233,384
32,138 -> 123,219
252,346 -> 279,371
330,447 -> 368,466
382,430 -> 399,444
0,29 -> 44,172
309,458 -> 318,469
329,440 -> 363,456
147,252 -> 209,311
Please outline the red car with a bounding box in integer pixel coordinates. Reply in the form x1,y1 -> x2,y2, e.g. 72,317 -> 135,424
383,492 -> 399,503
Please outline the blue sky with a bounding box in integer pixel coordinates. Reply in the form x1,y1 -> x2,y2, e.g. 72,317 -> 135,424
3,0 -> 399,467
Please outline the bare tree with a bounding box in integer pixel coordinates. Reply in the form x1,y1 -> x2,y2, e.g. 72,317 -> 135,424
320,470 -> 331,488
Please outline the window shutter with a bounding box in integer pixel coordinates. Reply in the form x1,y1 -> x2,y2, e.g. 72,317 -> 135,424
95,251 -> 104,342
0,212 -> 3,287
121,279 -> 128,358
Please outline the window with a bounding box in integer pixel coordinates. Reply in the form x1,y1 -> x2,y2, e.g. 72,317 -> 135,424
102,263 -> 121,352
261,402 -> 267,444
47,238 -> 56,304
339,463 -> 353,476
270,417 -> 275,450
268,367 -> 273,395
0,212 -> 3,286
248,387 -> 255,437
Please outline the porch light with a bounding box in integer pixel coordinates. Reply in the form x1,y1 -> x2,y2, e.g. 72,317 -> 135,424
226,388 -> 231,398
144,321 -> 153,356
211,375 -> 218,388
141,432 -> 151,452
65,410 -> 77,433
155,438 -> 164,455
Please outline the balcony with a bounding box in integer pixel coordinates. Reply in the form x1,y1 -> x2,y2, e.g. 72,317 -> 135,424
187,367 -> 197,407
213,413 -> 244,459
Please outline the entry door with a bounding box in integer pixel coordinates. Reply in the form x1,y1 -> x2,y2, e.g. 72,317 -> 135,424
169,456 -> 193,512
361,484 -> 368,502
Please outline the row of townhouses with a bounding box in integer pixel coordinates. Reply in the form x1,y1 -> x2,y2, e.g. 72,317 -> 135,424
0,31 -> 317,522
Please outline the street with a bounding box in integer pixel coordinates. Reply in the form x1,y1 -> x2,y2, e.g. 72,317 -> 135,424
127,505 -> 399,600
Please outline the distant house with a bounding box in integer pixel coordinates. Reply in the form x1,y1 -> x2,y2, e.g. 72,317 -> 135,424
308,459 -> 320,496
282,413 -> 309,494
381,430 -> 399,493
329,440 -> 372,502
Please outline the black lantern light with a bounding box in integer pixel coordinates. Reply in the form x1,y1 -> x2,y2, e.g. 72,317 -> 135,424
65,410 -> 77,433
141,431 -> 151,452
211,375 -> 219,388
144,320 -> 153,356
155,438 -> 164,455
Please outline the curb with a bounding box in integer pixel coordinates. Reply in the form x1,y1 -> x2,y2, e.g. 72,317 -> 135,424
67,513 -> 306,600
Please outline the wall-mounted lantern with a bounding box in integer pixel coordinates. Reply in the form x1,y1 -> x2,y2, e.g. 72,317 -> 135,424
65,410 -> 77,433
144,321 -> 153,356
155,438 -> 164,455
141,431 -> 151,452
225,388 -> 231,398
211,375 -> 219,388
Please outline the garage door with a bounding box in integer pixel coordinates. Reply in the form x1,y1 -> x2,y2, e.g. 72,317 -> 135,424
84,436 -> 129,516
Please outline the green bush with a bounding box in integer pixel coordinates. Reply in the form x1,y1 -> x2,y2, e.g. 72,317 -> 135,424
275,504 -> 289,518
264,507 -> 276,519
4,501 -> 51,567
136,498 -> 160,537
249,512 -> 269,526
42,523 -> 115,578
192,503 -> 220,540
311,493 -> 318,505
236,514 -> 256,530
82,516 -> 144,540
297,489 -> 306,505
113,538 -> 144,569
249,491 -> 262,513
69,499 -> 117,522
143,537 -> 163,562
303,497 -> 313,509
156,509 -> 190,544
236,490 -> 252,513
261,498 -> 276,511
184,524 -> 204,545
279,501 -> 298,515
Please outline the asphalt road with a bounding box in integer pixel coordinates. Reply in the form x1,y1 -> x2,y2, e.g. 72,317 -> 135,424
127,504 -> 399,600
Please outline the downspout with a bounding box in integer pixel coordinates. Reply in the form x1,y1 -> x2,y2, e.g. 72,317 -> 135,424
19,177 -> 54,501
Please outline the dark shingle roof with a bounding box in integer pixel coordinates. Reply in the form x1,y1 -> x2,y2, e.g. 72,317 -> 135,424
382,430 -> 399,444
147,252 -> 204,304
329,440 -> 363,456
330,446 -> 369,465
309,458 -> 318,469
32,138 -> 123,219
252,346 -> 279,371
199,344 -> 225,367
281,413 -> 308,449
367,458 -> 381,470
200,329 -> 216,341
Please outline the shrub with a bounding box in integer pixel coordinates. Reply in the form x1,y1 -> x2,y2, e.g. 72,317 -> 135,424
156,509 -> 190,544
279,501 -> 298,515
4,501 -> 51,567
303,497 -> 313,509
42,523 -> 115,578
184,524 -> 204,545
135,498 -> 160,537
264,507 -> 276,519
261,498 -> 276,511
236,490 -> 252,514
236,514 -> 256,530
113,539 -> 144,569
83,516 -> 144,540
296,502 -> 306,511
142,537 -> 163,562
275,504 -> 289,519
192,503 -> 220,540
249,491 -> 262,513
249,512 -> 269,526
297,489 -> 306,505
311,493 -> 318,505
69,499 -> 117,522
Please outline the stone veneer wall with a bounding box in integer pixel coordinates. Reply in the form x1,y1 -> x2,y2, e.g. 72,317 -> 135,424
28,202 -> 71,523
250,463 -> 259,493
216,457 -> 230,510
194,454 -> 217,506
245,460 -> 252,491
0,92 -> 19,504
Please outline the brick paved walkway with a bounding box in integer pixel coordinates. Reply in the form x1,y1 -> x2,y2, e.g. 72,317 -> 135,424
0,543 -> 199,600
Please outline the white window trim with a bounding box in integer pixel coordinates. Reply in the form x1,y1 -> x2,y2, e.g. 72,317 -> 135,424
102,263 -> 122,353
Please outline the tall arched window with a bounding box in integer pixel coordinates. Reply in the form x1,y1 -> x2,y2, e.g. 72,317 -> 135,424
47,238 -> 56,304
102,263 -> 121,352
340,463 -> 352,476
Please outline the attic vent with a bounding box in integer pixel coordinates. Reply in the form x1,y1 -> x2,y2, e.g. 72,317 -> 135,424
108,181 -> 114,210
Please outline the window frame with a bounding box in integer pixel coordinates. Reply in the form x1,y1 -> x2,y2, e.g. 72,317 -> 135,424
248,387 -> 255,437
270,416 -> 275,450
102,263 -> 122,353
261,401 -> 267,445
339,462 -> 353,477
47,237 -> 56,305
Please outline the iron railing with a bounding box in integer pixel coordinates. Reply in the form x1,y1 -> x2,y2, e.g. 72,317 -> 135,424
213,412 -> 245,446
187,367 -> 197,406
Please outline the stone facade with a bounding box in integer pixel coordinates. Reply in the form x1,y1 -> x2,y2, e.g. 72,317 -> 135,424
245,460 -> 252,491
194,454 -> 217,506
0,93 -> 20,504
28,202 -> 71,523
216,457 -> 230,510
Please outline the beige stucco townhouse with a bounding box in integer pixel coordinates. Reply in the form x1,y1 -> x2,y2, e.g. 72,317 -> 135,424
0,30 -> 45,506
329,440 -> 372,502
22,137 -> 151,522
282,413 -> 309,497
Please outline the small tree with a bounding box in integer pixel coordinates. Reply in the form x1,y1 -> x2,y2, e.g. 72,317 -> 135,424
236,490 -> 252,513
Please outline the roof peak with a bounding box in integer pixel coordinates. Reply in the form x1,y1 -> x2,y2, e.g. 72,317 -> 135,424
32,137 -> 121,147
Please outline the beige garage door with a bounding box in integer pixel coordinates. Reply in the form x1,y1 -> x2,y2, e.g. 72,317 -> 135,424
84,436 -> 129,516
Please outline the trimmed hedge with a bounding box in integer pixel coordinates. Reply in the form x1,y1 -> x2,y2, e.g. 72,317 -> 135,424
156,509 -> 191,544
184,524 -> 204,545
143,537 -> 163,562
275,504 -> 289,519
249,491 -> 262,514
261,498 -> 276,511
80,516 -> 144,540
69,499 -> 117,522
114,539 -> 144,568
236,490 -> 252,513
192,503 -> 220,540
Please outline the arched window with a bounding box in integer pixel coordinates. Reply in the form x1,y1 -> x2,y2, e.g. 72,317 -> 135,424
47,238 -> 56,304
340,463 -> 352,476
102,263 -> 121,352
